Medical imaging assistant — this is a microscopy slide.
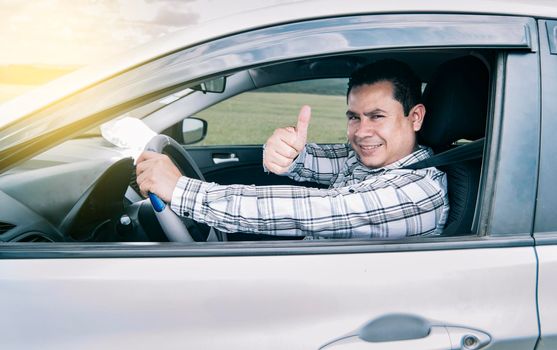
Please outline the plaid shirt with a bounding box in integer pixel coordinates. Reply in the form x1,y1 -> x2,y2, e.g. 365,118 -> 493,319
171,144 -> 449,238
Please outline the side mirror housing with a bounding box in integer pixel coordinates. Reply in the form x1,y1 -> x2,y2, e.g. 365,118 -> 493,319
182,117 -> 207,144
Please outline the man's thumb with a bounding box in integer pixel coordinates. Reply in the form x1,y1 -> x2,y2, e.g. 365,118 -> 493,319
296,105 -> 311,140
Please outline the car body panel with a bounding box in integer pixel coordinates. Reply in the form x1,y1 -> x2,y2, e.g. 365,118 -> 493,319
536,244 -> 557,350
0,246 -> 538,349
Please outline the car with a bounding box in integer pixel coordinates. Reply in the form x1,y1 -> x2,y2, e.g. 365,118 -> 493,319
1,1 -> 556,349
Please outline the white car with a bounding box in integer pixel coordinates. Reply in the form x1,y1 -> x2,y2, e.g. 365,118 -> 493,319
1,1 -> 556,349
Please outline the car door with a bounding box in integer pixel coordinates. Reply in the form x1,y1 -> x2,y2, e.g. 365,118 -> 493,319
0,13 -> 541,349
187,144 -> 293,186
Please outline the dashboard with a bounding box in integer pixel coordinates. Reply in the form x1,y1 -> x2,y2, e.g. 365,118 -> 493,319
0,137 -> 295,243
0,139 -> 145,243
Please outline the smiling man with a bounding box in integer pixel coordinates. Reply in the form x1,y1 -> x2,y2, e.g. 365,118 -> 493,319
136,59 -> 449,239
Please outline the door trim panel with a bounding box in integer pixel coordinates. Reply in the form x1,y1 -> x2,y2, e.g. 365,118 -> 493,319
0,236 -> 534,259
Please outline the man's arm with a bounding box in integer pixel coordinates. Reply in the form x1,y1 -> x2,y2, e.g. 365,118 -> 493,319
170,170 -> 447,238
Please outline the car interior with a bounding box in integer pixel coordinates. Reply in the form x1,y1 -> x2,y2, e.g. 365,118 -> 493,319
0,50 -> 492,243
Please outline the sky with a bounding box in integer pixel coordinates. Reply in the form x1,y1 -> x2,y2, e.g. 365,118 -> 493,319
0,0 -> 293,66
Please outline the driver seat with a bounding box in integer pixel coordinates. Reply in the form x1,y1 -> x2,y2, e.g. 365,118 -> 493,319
418,56 -> 489,236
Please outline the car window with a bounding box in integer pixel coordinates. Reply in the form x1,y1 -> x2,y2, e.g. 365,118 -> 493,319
1,10 -> 540,248
194,79 -> 348,145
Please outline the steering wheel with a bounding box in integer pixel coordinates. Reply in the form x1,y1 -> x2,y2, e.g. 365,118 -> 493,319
144,135 -> 218,242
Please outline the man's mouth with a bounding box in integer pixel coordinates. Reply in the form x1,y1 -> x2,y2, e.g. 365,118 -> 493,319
359,143 -> 383,151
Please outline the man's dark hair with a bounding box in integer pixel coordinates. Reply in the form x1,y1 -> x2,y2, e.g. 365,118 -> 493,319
347,59 -> 422,116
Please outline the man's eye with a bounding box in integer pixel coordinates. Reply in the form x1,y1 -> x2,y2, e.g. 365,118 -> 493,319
371,115 -> 385,119
347,115 -> 359,121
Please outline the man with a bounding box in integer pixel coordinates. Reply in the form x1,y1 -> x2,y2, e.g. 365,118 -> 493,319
136,59 -> 449,239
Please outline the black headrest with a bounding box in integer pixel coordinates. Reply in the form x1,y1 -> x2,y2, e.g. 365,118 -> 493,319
419,56 -> 489,149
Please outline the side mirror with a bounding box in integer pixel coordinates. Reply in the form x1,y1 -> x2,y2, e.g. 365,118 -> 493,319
182,117 -> 207,144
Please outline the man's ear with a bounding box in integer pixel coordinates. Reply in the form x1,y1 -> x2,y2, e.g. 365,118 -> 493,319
409,103 -> 426,131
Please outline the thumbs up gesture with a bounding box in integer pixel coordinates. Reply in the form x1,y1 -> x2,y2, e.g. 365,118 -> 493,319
263,105 -> 311,174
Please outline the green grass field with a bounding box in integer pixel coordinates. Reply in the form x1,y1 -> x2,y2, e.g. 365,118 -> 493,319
196,91 -> 348,145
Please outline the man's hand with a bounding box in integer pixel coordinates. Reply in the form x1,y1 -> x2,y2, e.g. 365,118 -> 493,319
263,105 -> 311,174
136,151 -> 182,203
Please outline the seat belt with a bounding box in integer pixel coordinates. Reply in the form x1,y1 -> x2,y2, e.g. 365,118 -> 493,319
404,138 -> 484,170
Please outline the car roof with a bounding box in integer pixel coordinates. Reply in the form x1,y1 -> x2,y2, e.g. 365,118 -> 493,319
1,0 -> 555,128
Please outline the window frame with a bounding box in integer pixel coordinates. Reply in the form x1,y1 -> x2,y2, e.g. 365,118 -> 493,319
534,19 -> 557,242
477,50 -> 540,237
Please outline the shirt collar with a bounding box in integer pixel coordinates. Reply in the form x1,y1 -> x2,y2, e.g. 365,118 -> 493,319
351,145 -> 433,173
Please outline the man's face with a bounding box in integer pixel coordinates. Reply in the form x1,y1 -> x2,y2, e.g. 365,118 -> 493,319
346,81 -> 424,168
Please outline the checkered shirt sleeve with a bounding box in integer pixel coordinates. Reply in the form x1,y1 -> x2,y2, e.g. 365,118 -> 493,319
282,143 -> 351,185
170,146 -> 448,238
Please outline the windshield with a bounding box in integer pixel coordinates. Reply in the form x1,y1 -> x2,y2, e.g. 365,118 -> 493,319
78,87 -> 196,138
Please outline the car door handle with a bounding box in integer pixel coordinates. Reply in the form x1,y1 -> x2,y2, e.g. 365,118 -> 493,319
319,313 -> 491,350
212,153 -> 239,164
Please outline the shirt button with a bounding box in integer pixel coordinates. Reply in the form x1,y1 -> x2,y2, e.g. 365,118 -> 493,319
348,189 -> 355,193
183,211 -> 190,217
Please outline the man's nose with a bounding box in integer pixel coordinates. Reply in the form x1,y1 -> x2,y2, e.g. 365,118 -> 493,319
355,118 -> 376,137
